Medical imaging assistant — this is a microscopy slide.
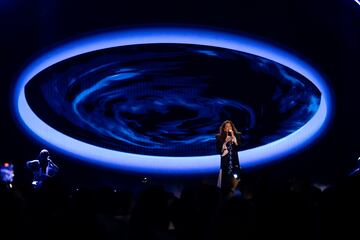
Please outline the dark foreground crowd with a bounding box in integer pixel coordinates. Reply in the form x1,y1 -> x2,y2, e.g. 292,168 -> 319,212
1,172 -> 360,240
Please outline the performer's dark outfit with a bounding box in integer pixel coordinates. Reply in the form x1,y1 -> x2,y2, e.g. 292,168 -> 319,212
215,133 -> 241,191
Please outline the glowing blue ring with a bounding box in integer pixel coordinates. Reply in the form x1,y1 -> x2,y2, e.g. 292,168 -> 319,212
13,27 -> 333,174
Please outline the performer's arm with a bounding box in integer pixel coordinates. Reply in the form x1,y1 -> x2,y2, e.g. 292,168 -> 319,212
215,135 -> 223,154
26,160 -> 40,169
216,135 -> 230,156
48,159 -> 59,171
233,133 -> 241,151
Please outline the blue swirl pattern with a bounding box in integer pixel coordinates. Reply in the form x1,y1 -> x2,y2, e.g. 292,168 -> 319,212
25,44 -> 320,156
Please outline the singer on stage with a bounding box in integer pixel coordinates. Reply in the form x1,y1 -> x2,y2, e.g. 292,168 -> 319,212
215,120 -> 241,193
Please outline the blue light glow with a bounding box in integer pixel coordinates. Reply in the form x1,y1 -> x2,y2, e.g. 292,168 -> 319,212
13,27 -> 333,174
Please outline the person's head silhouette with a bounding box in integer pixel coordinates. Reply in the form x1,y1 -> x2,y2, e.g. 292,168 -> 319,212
26,149 -> 59,188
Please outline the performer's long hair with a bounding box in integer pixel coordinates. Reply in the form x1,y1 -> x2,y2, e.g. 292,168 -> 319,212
218,120 -> 240,140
